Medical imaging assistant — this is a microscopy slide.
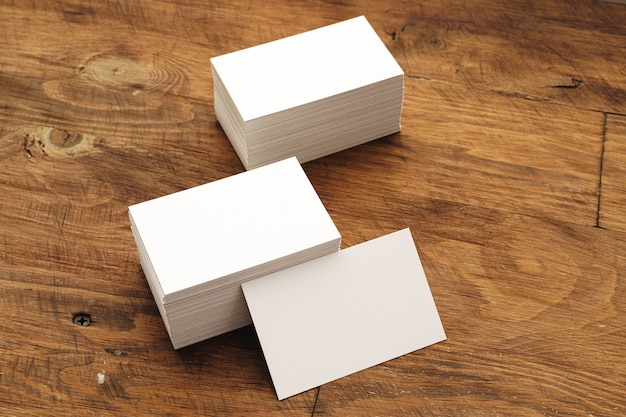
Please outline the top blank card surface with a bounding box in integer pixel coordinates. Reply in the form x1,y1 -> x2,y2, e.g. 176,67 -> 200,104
128,157 -> 340,301
210,16 -> 404,121
241,228 -> 446,400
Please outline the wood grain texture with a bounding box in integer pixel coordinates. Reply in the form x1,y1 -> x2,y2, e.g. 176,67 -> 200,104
379,0 -> 626,114
1,0 -> 625,416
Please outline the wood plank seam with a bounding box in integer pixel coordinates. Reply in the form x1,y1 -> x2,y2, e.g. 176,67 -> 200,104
596,113 -> 608,228
309,387 -> 321,417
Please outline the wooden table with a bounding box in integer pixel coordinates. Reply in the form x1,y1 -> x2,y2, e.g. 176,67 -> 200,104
2,1 -> 625,415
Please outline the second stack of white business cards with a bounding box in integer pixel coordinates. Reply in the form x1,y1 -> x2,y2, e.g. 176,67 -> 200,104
242,228 -> 446,400
129,157 -> 341,349
211,16 -> 404,170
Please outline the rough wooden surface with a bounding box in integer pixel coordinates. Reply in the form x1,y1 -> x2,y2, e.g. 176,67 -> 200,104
1,1 -> 625,416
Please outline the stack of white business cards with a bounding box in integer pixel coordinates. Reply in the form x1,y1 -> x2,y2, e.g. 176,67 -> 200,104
242,228 -> 446,400
211,15 -> 404,170
129,157 -> 341,349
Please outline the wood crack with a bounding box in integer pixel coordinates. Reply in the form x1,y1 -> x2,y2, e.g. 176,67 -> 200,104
551,78 -> 583,89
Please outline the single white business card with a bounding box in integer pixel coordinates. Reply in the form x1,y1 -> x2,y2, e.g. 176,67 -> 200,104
242,228 -> 446,400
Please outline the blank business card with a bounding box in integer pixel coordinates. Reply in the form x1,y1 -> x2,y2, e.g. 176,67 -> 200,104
241,228 -> 446,400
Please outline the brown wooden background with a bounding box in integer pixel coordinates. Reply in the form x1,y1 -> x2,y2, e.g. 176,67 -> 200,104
1,0 -> 625,415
